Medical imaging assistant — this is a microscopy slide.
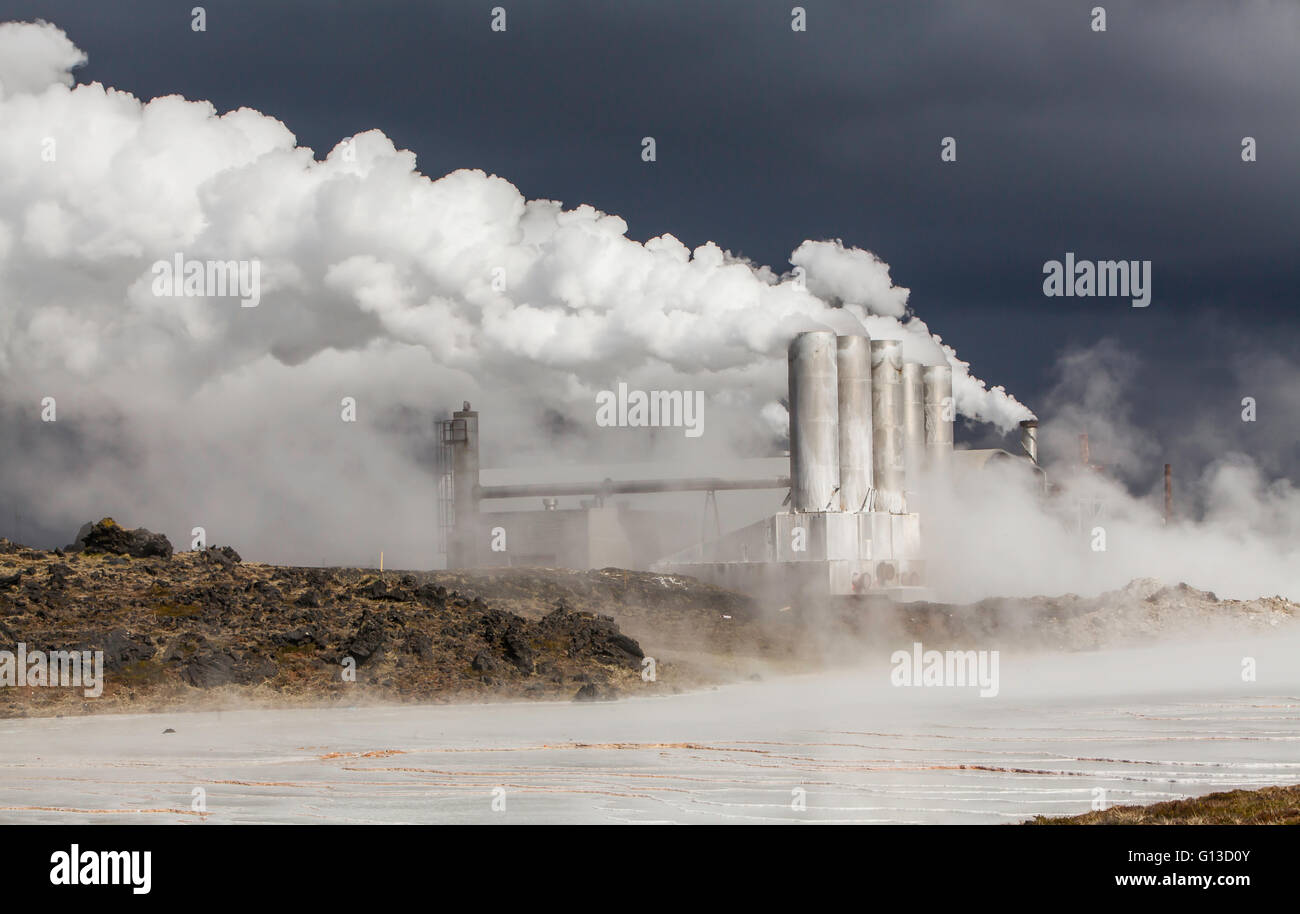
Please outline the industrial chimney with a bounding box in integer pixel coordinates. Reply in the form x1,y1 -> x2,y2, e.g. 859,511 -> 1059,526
1019,419 -> 1039,465
870,339 -> 905,512
788,331 -> 840,512
448,401 -> 480,567
836,334 -> 873,512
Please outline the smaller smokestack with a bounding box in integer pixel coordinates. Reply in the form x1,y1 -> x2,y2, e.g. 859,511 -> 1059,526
1079,432 -> 1090,468
1164,463 -> 1173,525
449,401 -> 481,568
1019,419 -> 1039,465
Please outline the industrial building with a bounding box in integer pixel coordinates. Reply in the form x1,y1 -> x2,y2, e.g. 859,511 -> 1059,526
438,330 -> 1044,603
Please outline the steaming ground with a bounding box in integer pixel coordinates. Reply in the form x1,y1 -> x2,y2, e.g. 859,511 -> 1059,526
3,638 -> 1298,824
2,526 -> 1296,719
4,530 -> 1298,822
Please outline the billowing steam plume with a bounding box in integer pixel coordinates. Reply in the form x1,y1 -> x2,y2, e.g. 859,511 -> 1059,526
0,20 -> 1028,565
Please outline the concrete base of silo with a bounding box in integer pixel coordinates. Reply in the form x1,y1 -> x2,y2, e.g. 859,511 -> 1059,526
653,509 -> 927,605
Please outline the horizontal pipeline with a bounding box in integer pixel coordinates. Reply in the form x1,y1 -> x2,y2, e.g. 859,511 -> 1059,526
475,477 -> 791,499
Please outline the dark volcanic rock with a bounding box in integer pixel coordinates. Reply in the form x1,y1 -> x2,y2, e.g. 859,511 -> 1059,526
202,545 -> 241,571
273,627 -> 322,648
542,601 -> 644,670
413,583 -> 448,607
96,628 -> 154,670
355,578 -> 414,602
573,682 -> 612,702
179,584 -> 236,615
68,518 -> 173,559
0,555 -> 690,716
250,581 -> 283,603
502,630 -> 535,673
481,609 -> 537,674
403,630 -> 434,661
215,545 -> 241,563
341,609 -> 399,666
180,648 -> 275,688
46,563 -> 72,589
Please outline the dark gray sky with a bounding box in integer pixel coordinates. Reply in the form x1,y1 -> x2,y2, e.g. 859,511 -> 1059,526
3,0 -> 1298,485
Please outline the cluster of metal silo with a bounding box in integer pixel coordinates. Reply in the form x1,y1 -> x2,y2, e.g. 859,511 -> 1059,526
788,330 -> 953,515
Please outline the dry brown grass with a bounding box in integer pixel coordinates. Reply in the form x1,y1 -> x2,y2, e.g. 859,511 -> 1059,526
1027,783 -> 1300,824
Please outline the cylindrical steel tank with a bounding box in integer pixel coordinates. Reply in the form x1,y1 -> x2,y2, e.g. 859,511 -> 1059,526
923,364 -> 954,473
835,334 -> 873,512
870,339 -> 904,512
901,361 -> 926,485
788,331 -> 840,512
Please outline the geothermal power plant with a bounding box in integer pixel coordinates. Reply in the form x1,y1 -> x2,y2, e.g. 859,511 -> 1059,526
439,330 -> 1043,603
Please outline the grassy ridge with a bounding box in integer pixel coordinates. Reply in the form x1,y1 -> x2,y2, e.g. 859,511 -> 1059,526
1028,784 -> 1300,824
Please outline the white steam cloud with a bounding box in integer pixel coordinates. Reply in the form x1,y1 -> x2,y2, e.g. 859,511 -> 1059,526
913,336 -> 1300,603
0,20 -> 1029,565
0,20 -> 84,96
